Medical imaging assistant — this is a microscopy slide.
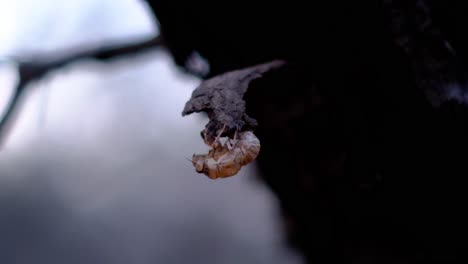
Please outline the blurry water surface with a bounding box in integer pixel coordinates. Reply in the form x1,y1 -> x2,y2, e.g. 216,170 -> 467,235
0,1 -> 303,263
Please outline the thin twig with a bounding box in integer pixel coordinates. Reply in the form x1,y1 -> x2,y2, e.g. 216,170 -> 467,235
0,35 -> 164,147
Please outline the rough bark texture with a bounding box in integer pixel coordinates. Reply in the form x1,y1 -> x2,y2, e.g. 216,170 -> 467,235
151,0 -> 468,263
384,0 -> 468,106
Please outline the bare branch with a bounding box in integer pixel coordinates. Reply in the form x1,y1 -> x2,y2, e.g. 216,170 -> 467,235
0,35 -> 164,147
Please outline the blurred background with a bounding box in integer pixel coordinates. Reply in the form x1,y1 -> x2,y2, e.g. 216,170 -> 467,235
0,0 -> 303,263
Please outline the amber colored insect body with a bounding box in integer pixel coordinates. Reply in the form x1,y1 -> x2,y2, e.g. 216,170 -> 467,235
192,131 -> 260,179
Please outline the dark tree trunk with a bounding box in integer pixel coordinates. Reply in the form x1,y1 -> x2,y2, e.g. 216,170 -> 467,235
150,1 -> 468,263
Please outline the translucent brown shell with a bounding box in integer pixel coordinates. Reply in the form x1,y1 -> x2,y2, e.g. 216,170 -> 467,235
191,131 -> 261,179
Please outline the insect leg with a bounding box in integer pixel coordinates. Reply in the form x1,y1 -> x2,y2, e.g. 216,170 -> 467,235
226,140 -> 233,150
211,123 -> 227,148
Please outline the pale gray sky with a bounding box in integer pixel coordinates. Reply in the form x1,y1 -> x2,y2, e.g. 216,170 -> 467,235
0,0 -> 156,55
0,1 -> 303,264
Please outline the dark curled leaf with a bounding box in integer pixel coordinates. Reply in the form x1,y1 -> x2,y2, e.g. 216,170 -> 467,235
182,60 -> 286,141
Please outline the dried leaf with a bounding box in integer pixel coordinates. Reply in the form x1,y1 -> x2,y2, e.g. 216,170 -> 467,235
182,60 -> 286,141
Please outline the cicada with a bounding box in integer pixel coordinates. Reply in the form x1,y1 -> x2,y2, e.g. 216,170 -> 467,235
191,130 -> 261,179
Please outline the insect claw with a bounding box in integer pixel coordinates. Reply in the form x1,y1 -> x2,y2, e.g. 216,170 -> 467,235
226,140 -> 233,150
211,123 -> 227,148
